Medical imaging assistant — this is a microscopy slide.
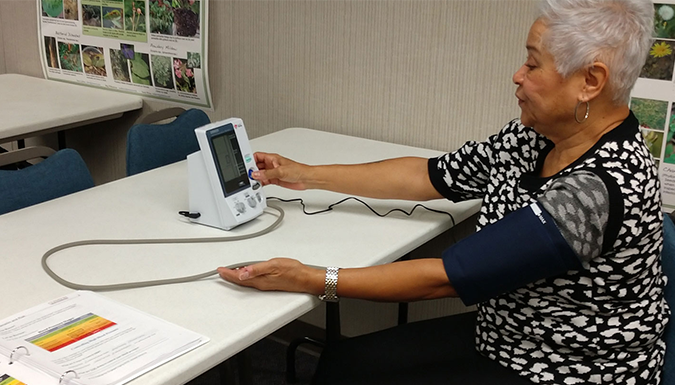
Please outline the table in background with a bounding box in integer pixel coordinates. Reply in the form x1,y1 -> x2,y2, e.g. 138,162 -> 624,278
0,73 -> 143,148
0,128 -> 480,384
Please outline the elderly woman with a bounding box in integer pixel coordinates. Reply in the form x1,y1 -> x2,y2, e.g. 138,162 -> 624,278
219,0 -> 667,383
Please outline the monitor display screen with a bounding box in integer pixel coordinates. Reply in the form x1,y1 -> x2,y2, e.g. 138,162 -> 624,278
209,124 -> 250,195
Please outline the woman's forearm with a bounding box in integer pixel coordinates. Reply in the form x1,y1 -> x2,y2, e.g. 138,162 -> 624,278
218,258 -> 457,303
331,259 -> 457,302
305,157 -> 443,201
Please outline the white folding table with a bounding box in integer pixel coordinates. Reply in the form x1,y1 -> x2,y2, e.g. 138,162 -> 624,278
0,73 -> 143,148
0,127 -> 479,384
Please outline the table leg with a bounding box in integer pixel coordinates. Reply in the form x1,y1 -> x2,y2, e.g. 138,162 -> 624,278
218,360 -> 236,385
236,350 -> 253,385
285,302 -> 341,383
398,302 -> 409,325
325,302 -> 341,343
58,131 -> 66,149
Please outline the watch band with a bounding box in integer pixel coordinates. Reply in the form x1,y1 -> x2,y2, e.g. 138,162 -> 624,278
319,266 -> 340,302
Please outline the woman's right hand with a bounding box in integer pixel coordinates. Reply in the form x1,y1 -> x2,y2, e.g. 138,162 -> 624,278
251,152 -> 310,190
251,153 -> 441,200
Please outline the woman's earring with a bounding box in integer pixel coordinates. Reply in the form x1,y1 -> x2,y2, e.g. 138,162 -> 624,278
574,100 -> 590,123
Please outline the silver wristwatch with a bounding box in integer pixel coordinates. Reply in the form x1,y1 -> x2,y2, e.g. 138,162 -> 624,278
319,266 -> 340,302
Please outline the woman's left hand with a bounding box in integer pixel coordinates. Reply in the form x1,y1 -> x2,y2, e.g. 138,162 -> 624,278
217,258 -> 324,295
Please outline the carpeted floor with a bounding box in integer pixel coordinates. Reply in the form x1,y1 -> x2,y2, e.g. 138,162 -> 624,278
187,336 -> 320,385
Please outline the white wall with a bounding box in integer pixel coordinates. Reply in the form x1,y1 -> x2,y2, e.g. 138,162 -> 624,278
1,0 -> 539,336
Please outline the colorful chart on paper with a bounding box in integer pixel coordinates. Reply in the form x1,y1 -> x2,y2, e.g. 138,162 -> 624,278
26,313 -> 116,352
0,374 -> 27,385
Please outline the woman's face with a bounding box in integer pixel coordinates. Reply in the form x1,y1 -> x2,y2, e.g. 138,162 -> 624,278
513,20 -> 584,132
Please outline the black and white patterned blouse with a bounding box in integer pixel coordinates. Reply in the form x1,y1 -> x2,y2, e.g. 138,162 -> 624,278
428,112 -> 668,384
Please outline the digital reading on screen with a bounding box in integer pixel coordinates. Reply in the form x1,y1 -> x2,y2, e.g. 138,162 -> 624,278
210,128 -> 250,195
188,118 -> 266,230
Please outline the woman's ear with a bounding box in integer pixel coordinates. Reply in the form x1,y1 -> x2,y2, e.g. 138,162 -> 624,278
580,63 -> 609,101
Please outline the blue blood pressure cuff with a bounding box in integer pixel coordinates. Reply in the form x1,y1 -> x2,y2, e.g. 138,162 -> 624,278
443,202 -> 581,306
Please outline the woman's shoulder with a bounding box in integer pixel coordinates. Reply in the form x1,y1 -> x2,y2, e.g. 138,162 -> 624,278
496,118 -> 534,136
592,124 -> 657,180
570,113 -> 654,179
489,118 -> 548,150
569,127 -> 661,240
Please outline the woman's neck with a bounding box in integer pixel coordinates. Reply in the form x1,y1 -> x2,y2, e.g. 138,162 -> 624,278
539,104 -> 629,178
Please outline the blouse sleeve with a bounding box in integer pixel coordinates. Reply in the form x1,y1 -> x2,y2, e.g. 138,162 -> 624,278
537,170 -> 615,261
427,119 -> 539,203
427,136 -> 495,202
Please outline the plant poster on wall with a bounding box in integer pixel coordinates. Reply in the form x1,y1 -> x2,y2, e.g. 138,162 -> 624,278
631,1 -> 675,211
37,0 -> 212,109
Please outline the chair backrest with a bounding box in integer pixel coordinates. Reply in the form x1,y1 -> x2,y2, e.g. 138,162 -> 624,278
662,213 -> 675,384
0,148 -> 94,215
125,108 -> 210,176
0,146 -> 56,168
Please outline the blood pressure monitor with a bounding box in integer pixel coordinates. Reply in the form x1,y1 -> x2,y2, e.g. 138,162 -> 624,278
187,118 -> 265,230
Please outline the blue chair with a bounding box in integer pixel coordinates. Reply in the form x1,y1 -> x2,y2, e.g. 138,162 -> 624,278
662,213 -> 675,384
125,108 -> 210,176
0,147 -> 94,215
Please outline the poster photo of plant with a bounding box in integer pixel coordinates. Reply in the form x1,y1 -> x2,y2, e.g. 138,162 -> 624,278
655,4 -> 675,39
110,48 -> 131,82
121,43 -> 135,59
102,6 -> 123,29
641,128 -> 664,159
631,97 -> 669,130
130,53 -> 152,85
187,52 -> 200,69
172,0 -> 200,37
57,42 -> 83,72
42,0 -> 63,18
124,0 -> 146,32
173,58 -> 196,93
44,36 -> 59,68
151,55 -> 175,89
150,0 -> 173,35
82,4 -> 102,27
82,46 -> 107,76
63,0 -> 77,20
665,106 -> 675,164
640,39 -> 675,80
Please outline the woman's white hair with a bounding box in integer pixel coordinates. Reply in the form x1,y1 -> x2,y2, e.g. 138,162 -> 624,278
539,0 -> 654,105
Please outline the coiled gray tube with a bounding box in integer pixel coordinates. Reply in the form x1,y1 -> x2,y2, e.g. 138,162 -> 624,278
42,204 -> 285,291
